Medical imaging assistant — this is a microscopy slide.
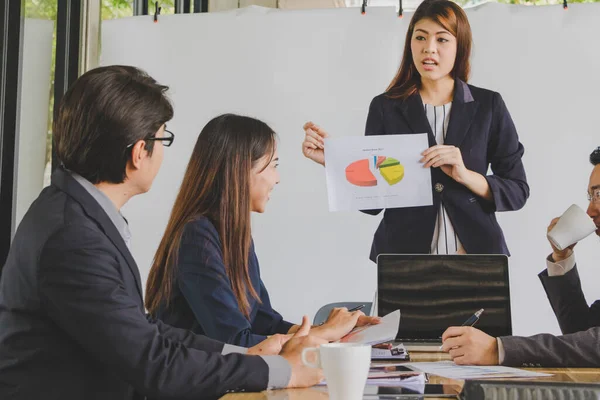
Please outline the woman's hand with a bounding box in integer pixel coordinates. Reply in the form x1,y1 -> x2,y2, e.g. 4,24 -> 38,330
311,307 -> 381,342
421,144 -> 493,201
302,121 -> 328,166
421,145 -> 469,184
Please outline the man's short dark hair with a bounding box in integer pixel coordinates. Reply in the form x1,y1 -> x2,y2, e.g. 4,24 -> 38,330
591,147 -> 600,166
53,65 -> 174,184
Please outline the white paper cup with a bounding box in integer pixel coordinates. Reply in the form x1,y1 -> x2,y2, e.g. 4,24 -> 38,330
547,204 -> 597,251
301,343 -> 371,400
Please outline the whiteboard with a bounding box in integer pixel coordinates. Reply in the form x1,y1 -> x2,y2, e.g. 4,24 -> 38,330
102,4 -> 600,337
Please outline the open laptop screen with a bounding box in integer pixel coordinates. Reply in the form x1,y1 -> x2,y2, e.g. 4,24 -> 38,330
377,254 -> 512,341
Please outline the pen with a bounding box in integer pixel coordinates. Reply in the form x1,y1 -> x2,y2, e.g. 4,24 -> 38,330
461,308 -> 484,327
348,304 -> 365,312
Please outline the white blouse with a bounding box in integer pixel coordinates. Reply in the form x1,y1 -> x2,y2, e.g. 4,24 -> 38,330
424,102 -> 464,255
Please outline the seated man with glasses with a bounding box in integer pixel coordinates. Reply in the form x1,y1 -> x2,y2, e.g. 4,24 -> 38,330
440,146 -> 600,368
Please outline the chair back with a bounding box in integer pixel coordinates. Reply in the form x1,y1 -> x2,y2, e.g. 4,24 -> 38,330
313,302 -> 372,325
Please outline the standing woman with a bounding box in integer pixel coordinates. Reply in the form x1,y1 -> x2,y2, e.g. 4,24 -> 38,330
302,0 -> 528,260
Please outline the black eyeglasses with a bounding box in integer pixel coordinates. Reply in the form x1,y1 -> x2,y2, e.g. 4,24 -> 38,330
126,129 -> 175,149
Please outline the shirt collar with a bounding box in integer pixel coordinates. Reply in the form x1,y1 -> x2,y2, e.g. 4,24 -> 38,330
69,171 -> 131,247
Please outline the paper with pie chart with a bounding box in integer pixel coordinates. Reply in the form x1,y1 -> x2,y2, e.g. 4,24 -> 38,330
324,134 -> 432,212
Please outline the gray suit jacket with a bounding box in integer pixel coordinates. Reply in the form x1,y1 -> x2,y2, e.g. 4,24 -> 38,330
0,167 -> 269,400
500,266 -> 600,367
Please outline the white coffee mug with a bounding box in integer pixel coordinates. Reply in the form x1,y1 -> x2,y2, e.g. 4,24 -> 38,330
301,343 -> 370,400
547,204 -> 597,251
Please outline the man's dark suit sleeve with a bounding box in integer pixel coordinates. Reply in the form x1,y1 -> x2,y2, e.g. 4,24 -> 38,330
148,316 -> 225,352
500,327 -> 600,368
484,92 -> 529,212
38,224 -> 269,399
539,266 -> 600,334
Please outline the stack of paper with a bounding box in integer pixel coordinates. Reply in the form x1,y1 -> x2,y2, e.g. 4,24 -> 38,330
366,371 -> 426,388
318,370 -> 425,388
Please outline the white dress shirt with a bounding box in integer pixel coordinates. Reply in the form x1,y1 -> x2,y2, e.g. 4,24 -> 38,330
424,102 -> 465,254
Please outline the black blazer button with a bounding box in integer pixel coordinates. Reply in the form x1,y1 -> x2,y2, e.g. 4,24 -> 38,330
435,183 -> 444,192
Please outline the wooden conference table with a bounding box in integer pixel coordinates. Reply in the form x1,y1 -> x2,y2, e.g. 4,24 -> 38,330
220,352 -> 600,400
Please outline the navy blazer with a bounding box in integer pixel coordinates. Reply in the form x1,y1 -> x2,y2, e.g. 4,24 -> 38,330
0,168 -> 269,400
156,216 -> 294,347
363,80 -> 529,260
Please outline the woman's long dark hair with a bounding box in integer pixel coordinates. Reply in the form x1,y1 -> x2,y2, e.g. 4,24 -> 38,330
386,0 -> 472,100
146,114 -> 276,318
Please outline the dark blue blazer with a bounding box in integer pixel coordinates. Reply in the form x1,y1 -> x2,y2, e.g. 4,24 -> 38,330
363,80 -> 529,261
156,216 -> 294,347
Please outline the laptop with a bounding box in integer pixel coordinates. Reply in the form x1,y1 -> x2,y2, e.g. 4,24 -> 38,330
376,254 -> 512,351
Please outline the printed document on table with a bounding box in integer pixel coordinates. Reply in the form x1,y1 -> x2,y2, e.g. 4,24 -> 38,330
324,134 -> 432,212
338,310 -> 400,345
403,361 -> 553,379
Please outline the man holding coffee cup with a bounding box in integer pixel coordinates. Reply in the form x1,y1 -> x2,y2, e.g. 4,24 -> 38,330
440,147 -> 600,367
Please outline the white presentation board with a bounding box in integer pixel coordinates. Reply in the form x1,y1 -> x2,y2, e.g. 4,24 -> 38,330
102,3 -> 600,336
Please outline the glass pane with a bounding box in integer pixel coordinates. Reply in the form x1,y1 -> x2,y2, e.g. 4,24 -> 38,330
102,0 -> 133,20
157,0 -> 176,15
101,0 -> 177,20
19,1 -> 57,224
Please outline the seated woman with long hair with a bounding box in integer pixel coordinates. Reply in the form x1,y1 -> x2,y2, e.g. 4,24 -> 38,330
145,114 -> 378,347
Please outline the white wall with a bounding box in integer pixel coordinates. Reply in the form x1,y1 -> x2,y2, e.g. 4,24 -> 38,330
15,19 -> 54,227
101,3 -> 600,336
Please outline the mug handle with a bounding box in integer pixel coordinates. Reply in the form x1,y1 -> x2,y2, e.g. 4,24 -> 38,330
301,347 -> 321,369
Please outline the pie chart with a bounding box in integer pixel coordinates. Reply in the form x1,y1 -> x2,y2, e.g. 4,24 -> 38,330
345,156 -> 404,187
